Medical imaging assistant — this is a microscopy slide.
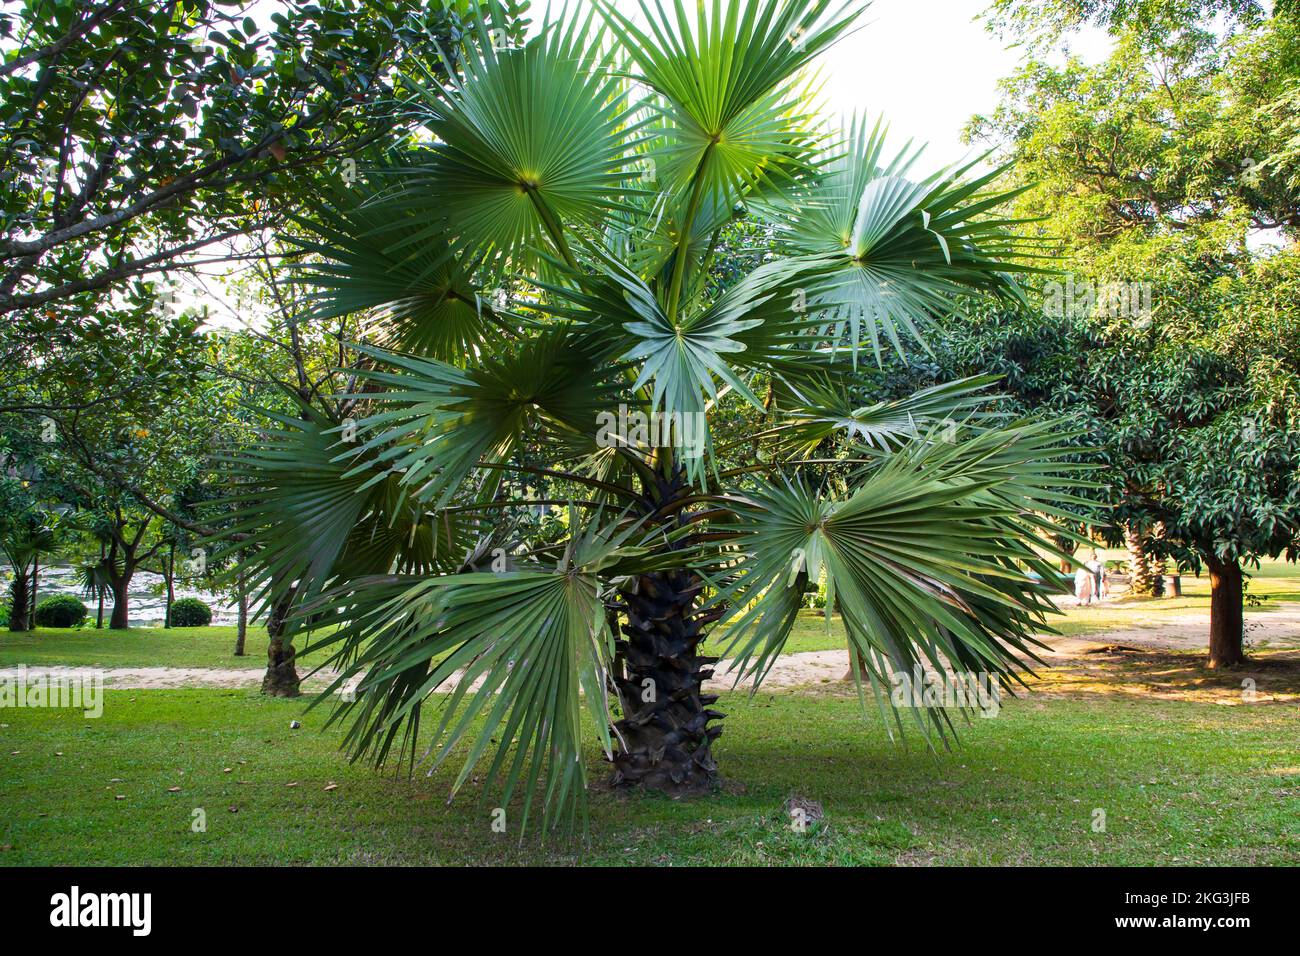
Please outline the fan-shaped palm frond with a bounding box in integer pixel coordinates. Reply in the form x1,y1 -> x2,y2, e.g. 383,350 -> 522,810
760,115 -> 1053,363
770,373 -> 1008,457
598,0 -> 855,204
300,510 -> 697,832
404,8 -> 641,270
76,560 -> 113,599
288,180 -> 501,362
711,421 -> 1085,742
342,334 -> 629,509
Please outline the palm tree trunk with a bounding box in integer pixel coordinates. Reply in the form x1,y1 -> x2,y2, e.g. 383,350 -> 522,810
261,591 -> 300,697
9,569 -> 30,631
610,467 -> 723,793
1125,524 -> 1155,596
1205,553 -> 1244,669
29,558 -> 39,625
1146,522 -> 1166,597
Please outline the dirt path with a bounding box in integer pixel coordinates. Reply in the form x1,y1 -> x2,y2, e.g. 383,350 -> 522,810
4,604 -> 1298,698
0,665 -> 344,691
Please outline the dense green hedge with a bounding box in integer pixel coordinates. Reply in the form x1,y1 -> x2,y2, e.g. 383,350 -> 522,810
170,597 -> 212,627
34,595 -> 89,628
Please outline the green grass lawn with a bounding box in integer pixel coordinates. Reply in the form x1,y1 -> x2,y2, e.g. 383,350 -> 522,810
1,687 -> 1295,865
0,625 -> 335,672
3,558 -> 1297,866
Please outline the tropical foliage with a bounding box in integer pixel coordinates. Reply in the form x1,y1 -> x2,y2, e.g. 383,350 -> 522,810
966,1 -> 1300,665
218,0 -> 1090,830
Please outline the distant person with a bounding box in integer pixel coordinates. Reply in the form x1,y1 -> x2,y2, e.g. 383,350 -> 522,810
1074,562 -> 1095,606
1086,550 -> 1107,600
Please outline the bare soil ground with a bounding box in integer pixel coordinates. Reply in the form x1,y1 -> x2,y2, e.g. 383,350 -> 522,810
5,603 -> 1298,704
711,605 -> 1300,704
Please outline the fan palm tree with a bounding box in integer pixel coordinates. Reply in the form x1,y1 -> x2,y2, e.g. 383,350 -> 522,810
220,0 -> 1087,831
76,554 -> 113,630
2,517 -> 57,632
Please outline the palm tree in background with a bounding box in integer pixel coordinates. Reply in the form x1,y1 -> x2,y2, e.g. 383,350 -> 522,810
221,0 -> 1087,830
2,516 -> 56,631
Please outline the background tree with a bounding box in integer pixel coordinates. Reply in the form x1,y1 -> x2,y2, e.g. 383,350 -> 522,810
0,0 -> 528,317
963,2 -> 1300,663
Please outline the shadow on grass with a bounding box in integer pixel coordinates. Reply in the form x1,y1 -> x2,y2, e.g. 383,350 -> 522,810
1024,647 -> 1300,704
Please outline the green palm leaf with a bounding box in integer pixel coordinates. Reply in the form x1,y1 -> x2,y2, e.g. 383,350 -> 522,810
766,115 -> 1052,363
770,373 -> 1007,456
289,181 -> 501,362
404,10 -> 640,269
304,512 -> 693,832
597,0 -> 858,206
343,334 -> 627,508
711,421 -> 1085,742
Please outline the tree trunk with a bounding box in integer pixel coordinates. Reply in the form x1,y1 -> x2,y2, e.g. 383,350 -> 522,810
108,565 -> 133,630
163,544 -> 175,628
1051,532 -> 1077,574
1125,524 -> 1156,596
234,571 -> 248,657
610,468 -> 723,794
9,570 -> 30,631
29,558 -> 39,624
1205,554 -> 1244,669
261,593 -> 300,697
96,543 -> 105,628
1146,522 -> 1166,597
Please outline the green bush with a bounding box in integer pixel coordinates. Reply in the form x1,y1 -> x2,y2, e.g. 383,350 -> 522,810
34,594 -> 89,628
170,597 -> 212,627
0,603 -> 9,628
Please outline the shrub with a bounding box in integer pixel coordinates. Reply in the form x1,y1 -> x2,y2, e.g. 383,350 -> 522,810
34,594 -> 89,628
0,603 -> 9,628
170,597 -> 212,627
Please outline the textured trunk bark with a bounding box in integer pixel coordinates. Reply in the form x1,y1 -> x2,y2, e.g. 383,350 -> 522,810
261,593 -> 300,697
163,545 -> 175,628
1125,524 -> 1155,596
108,574 -> 131,630
29,559 -> 39,624
234,574 -> 248,657
96,544 -> 105,628
1205,555 -> 1244,669
610,468 -> 723,794
9,571 -> 30,631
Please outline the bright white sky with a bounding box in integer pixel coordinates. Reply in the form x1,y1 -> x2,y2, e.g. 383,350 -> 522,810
600,0 -> 1115,168
810,0 -> 1112,166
